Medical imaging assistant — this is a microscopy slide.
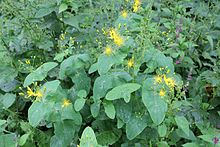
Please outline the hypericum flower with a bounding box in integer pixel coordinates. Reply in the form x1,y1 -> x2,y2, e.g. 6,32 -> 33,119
164,76 -> 175,89
154,75 -> 163,84
121,10 -> 128,18
104,46 -> 113,56
109,28 -> 124,46
27,86 -> 35,97
159,89 -> 166,97
25,59 -> 31,65
133,0 -> 141,12
62,99 -> 71,108
127,58 -> 134,68
35,90 -> 43,100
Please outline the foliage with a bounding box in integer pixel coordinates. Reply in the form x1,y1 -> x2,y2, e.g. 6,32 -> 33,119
0,0 -> 220,146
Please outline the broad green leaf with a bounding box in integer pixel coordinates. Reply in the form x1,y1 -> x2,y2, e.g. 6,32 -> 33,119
97,130 -> 121,145
115,100 -> 132,123
0,66 -> 17,92
198,134 -> 216,144
74,98 -> 86,112
176,129 -> 196,141
40,80 -> 60,97
35,4 -> 56,18
77,90 -> 87,98
80,127 -> 98,146
59,54 -> 90,79
24,62 -> 58,87
1,93 -> 16,108
183,143 -> 200,147
126,113 -> 149,140
51,120 -> 76,147
106,83 -> 141,103
70,69 -> 91,93
97,54 -> 126,75
142,78 -> 168,125
18,134 -> 30,146
61,105 -> 82,125
103,100 -> 115,119
0,134 -> 16,147
93,75 -> 114,100
175,116 -> 190,136
28,102 -> 47,127
88,63 -> 98,74
91,101 -> 101,117
158,124 -> 167,137
59,3 -> 68,13
63,15 -> 79,30
157,141 -> 169,147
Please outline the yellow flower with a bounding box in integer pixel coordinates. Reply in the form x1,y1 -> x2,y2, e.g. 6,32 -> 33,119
109,28 -> 124,46
154,75 -> 162,84
27,86 -> 35,97
159,89 -> 166,97
25,59 -> 31,65
121,10 -> 128,18
104,46 -> 113,56
77,145 -> 80,147
35,90 -> 43,100
62,99 -> 71,107
164,75 -> 175,89
127,58 -> 134,68
133,0 -> 141,12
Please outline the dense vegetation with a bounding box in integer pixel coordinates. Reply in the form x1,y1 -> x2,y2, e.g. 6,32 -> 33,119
0,0 -> 220,146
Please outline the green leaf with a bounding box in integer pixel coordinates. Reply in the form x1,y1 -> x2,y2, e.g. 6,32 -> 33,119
183,143 -> 200,147
77,90 -> 87,98
1,93 -> 16,108
97,130 -> 121,146
59,54 -> 89,79
51,120 -> 76,147
74,98 -> 86,112
103,100 -> 115,119
142,78 -> 168,125
157,141 -> 169,147
24,62 -> 58,87
0,134 -> 16,147
207,35 -> 213,50
18,134 -> 30,146
93,75 -> 114,100
61,105 -> 82,125
63,15 -> 79,30
80,127 -> 98,146
97,54 -> 125,75
126,113 -> 149,140
198,134 -> 215,143
59,3 -> 68,13
115,100 -> 132,123
35,4 -> 56,18
28,102 -> 47,127
106,83 -> 141,103
175,116 -> 190,136
0,66 -> 17,92
158,124 -> 167,137
70,69 -> 91,93
91,101 -> 101,117
40,80 -> 60,97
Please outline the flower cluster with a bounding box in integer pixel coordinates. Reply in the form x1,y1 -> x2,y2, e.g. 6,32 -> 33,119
109,28 -> 124,46
133,0 -> 141,12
